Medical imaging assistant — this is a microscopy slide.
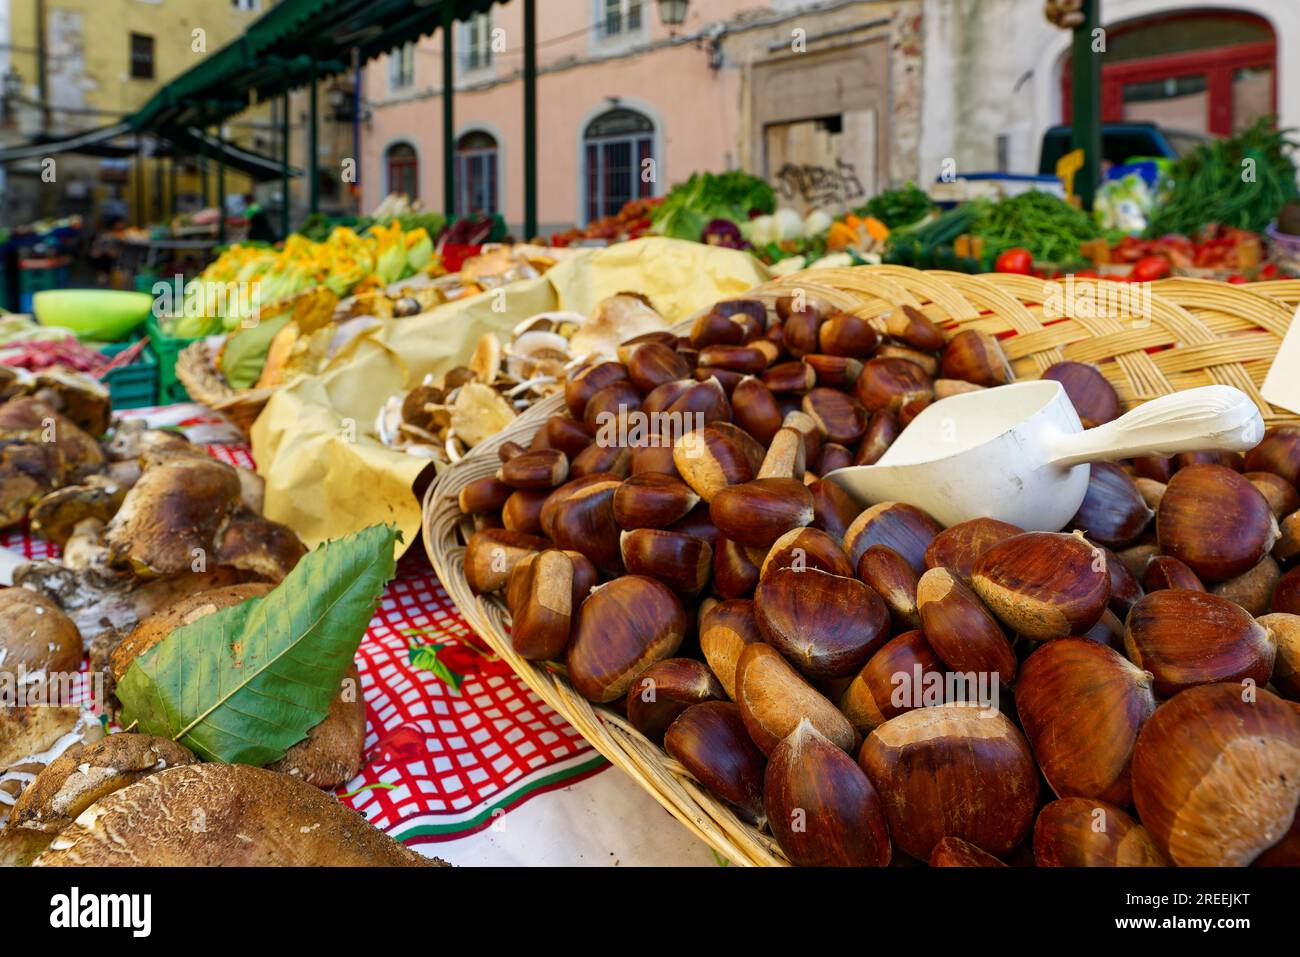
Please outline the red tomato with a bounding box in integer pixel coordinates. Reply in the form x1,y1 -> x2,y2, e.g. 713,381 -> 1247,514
995,248 -> 1034,275
1226,274 -> 1249,284
1128,255 -> 1171,282
1070,269 -> 1100,279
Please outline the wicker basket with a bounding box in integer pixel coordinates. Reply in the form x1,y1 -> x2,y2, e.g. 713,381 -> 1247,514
174,339 -> 276,435
422,265 -> 1299,866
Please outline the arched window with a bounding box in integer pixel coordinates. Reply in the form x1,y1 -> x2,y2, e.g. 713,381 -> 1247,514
455,130 -> 498,216
583,107 -> 654,223
385,142 -> 419,199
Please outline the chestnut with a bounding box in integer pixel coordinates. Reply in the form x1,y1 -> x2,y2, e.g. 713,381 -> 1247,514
698,344 -> 769,375
713,298 -> 768,327
1134,477 -> 1165,510
939,329 -> 1011,387
1015,638 -> 1157,805
709,478 -> 814,549
1243,425 -> 1300,485
1124,589 -> 1276,696
933,378 -> 984,399
762,360 -> 817,394
699,599 -> 762,699
613,473 -> 699,530
1069,463 -> 1152,548
630,442 -> 679,479
1245,470 -> 1300,519
458,476 -> 512,514
566,576 -> 687,703
802,388 -> 867,445
782,309 -> 823,357
542,474 -> 623,573
857,544 -> 921,631
673,423 -> 764,502
886,305 -> 946,353
641,378 -> 692,418
838,630 -> 944,734
764,719 -> 892,867
730,377 -> 783,446
1033,798 -> 1166,867
499,448 -> 569,489
1132,455 -> 1175,483
760,527 -> 853,580
690,310 -> 746,348
876,344 -> 938,377
507,549 -> 576,661
1156,463 -> 1278,582
781,409 -> 822,463
1041,361 -> 1120,428
818,312 -> 880,358
843,501 -> 942,571
971,531 -> 1110,639
916,567 -> 1017,686
898,396 -> 930,428
694,367 -> 742,396
1078,608 -> 1126,650
502,488 -> 550,535
858,704 -> 1039,859
616,330 -> 678,363
852,409 -> 898,468
804,354 -> 864,390
812,442 -> 853,477
543,415 -> 595,460
1259,612 -> 1300,700
564,361 -> 629,419
1142,554 -> 1205,592
1131,682 -> 1300,866
664,701 -> 766,825
627,658 -> 725,742
583,380 -> 643,436
808,478 -> 859,543
1099,543 -> 1144,617
620,528 -> 712,596
756,427 -> 807,480
929,837 -> 1006,867
924,517 -> 1023,583
499,440 -> 527,463
1275,510 -> 1300,562
754,567 -> 890,679
625,341 -> 691,393
734,642 -> 857,754
569,442 -> 631,479
464,528 -> 546,594
1117,542 -> 1159,580
1210,554 -> 1280,616
853,357 -> 933,414
713,536 -> 760,599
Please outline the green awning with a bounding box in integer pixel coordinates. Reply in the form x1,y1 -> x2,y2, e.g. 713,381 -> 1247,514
129,0 -> 504,132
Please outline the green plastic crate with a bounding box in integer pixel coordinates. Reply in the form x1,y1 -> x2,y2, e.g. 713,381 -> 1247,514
100,342 -> 159,410
145,314 -> 201,404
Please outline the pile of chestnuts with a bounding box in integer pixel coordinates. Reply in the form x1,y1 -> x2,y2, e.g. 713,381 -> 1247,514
456,294 -> 1300,868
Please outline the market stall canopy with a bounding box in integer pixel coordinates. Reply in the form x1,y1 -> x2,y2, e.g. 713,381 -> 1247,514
0,124 -> 300,182
130,0 -> 507,131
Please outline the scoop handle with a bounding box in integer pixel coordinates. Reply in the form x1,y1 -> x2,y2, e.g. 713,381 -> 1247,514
1045,385 -> 1264,468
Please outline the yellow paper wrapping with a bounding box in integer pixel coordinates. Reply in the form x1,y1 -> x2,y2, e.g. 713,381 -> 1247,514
250,238 -> 770,552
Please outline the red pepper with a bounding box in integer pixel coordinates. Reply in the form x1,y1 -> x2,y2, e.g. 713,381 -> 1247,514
1129,255 -> 1171,282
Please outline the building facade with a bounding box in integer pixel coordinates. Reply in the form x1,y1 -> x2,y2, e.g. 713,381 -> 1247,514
360,0 -> 1298,239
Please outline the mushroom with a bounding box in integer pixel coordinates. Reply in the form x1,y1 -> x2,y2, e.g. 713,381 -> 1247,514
29,479 -> 126,548
213,510 -> 308,584
0,396 -> 104,482
0,588 -> 83,705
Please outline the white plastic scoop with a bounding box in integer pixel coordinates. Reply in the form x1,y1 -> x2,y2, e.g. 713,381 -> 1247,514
827,381 -> 1264,530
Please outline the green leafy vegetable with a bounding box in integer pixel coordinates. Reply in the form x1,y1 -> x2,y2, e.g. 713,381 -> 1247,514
651,171 -> 775,241
1146,117 -> 1299,236
117,524 -> 401,765
856,183 -> 937,228
970,192 -> 1100,264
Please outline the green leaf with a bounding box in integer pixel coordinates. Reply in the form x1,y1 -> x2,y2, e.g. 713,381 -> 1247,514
116,524 -> 401,765
408,644 -> 463,693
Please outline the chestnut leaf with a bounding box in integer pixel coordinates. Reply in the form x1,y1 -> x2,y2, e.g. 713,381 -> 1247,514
116,524 -> 400,765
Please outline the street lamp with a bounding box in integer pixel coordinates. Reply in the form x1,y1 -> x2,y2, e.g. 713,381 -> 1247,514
657,0 -> 689,29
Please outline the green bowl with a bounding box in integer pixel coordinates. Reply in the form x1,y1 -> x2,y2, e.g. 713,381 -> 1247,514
33,289 -> 154,342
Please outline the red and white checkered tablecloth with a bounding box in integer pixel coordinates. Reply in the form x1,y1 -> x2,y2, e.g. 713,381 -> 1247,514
3,405 -> 714,866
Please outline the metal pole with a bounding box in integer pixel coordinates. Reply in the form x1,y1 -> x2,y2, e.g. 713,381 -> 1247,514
199,125 -> 210,207
134,136 -> 144,226
442,1 -> 455,216
216,124 -> 227,244
153,144 -> 164,222
169,153 -> 178,218
309,62 -> 319,215
523,0 -> 537,239
1071,0 -> 1102,210
281,88 -> 291,237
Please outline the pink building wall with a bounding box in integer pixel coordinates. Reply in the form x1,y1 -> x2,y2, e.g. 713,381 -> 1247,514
360,0 -> 760,235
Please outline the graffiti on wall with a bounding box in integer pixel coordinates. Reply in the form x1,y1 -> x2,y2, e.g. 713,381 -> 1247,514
774,160 -> 866,210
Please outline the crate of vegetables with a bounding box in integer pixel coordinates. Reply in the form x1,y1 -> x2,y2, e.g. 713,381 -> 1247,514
424,265 -> 1300,866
